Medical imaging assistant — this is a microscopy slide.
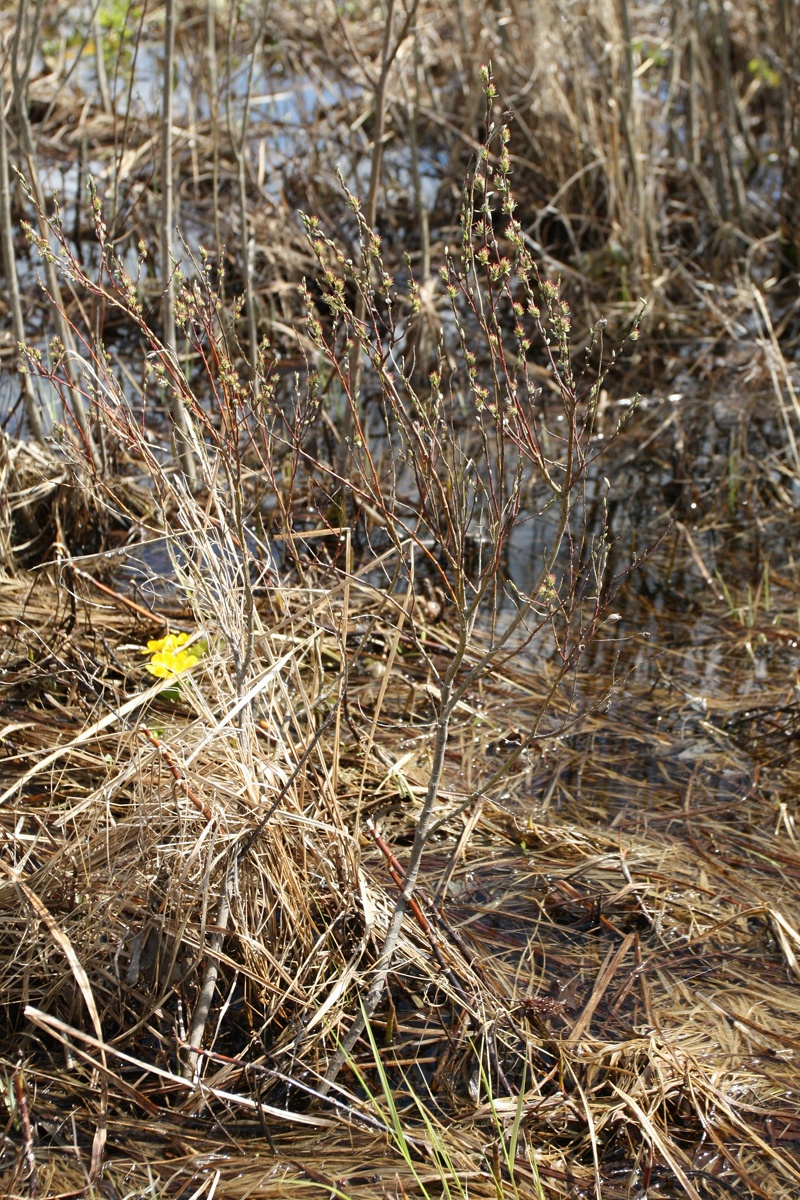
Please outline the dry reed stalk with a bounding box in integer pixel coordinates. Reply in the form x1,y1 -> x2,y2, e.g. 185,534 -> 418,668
0,67 -> 44,444
7,0 -> 96,461
160,0 -> 197,487
339,0 -> 417,471
225,1 -> 271,376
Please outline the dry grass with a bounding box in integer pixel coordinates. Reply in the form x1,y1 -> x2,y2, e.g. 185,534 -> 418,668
2,432 -> 800,1196
1,2 -> 800,1197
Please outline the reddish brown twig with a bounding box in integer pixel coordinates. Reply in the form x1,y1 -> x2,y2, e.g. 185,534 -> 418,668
138,724 -> 214,822
370,824 -> 431,934
70,564 -> 168,626
369,822 -> 473,1010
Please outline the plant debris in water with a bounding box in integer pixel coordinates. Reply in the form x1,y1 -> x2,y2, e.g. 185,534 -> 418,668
1,3 -> 800,1199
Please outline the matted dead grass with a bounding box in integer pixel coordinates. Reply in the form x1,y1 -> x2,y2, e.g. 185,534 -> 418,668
1,438 -> 799,1198
1,1 -> 799,1190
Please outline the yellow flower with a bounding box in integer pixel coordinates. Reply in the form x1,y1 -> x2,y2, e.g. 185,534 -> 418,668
141,632 -> 201,678
142,632 -> 191,655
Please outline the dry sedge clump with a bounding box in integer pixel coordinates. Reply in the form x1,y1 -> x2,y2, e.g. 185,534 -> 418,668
0,11 -> 800,1200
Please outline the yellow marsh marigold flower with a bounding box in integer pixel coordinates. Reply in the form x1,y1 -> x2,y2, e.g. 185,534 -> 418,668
141,632 -> 202,679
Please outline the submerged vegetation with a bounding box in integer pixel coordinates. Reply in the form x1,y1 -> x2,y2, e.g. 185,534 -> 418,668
1,1 -> 800,1197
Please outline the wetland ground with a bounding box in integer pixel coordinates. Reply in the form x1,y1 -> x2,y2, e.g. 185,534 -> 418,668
2,2 -> 800,1197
